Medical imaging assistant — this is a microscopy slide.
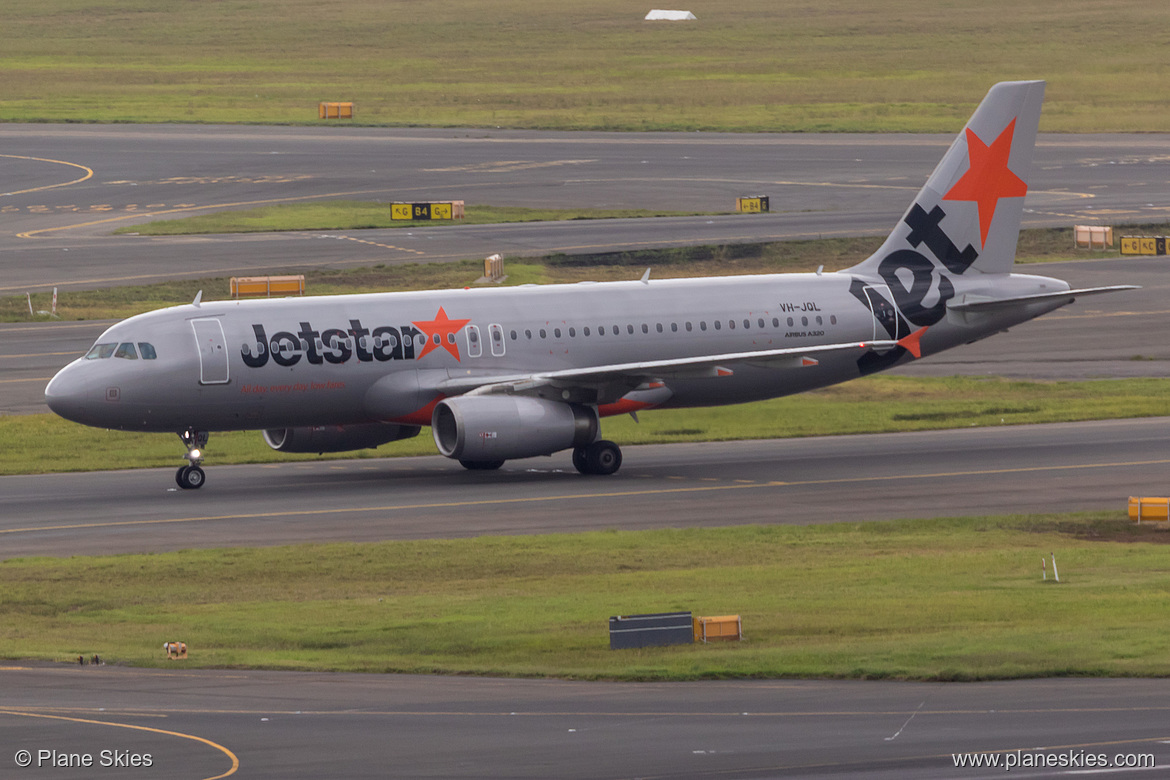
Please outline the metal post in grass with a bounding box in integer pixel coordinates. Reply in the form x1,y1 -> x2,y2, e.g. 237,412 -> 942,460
1051,552 -> 1060,583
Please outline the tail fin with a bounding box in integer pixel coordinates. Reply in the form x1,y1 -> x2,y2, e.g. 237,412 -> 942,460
848,80 -> 1045,278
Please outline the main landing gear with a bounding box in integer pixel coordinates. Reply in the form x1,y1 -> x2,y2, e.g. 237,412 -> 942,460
456,440 -> 623,475
176,428 -> 208,490
572,440 -> 622,476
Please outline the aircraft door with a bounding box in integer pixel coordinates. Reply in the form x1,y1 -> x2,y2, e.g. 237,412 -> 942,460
191,319 -> 230,385
861,284 -> 902,342
465,325 -> 483,358
489,324 -> 505,357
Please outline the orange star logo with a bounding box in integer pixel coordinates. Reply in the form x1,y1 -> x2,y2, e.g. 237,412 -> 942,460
943,118 -> 1028,248
412,306 -> 471,361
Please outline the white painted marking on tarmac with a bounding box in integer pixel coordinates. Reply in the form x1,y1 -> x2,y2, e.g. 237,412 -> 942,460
884,700 -> 925,742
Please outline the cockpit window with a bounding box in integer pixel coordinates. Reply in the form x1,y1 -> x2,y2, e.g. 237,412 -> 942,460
138,342 -> 157,360
85,342 -> 117,360
114,342 -> 138,359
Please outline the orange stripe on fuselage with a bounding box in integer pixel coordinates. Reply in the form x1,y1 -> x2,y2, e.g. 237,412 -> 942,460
388,394 -> 444,426
598,399 -> 657,418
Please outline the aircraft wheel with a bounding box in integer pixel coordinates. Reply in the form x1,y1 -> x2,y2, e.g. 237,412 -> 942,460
572,446 -> 589,474
583,440 -> 622,476
459,459 -> 504,471
177,465 -> 206,489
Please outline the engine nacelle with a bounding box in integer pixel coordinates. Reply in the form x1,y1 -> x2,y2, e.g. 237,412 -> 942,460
432,396 -> 597,462
262,422 -> 420,454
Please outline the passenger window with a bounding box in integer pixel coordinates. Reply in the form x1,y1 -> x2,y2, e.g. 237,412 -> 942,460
583,327 -> 591,336
802,316 -> 808,326
139,342 -> 157,360
85,343 -> 117,360
612,325 -> 619,335
816,316 -> 823,325
700,322 -> 707,331
772,318 -> 779,328
671,323 -> 678,332
569,327 -> 576,337
729,320 -> 736,330
627,324 -> 634,335
714,321 -> 721,331
788,317 -> 794,326
554,328 -> 562,338
758,318 -> 765,328
642,324 -> 649,334
656,323 -> 663,333
685,322 -> 692,332
114,342 -> 138,359
743,319 -> 750,329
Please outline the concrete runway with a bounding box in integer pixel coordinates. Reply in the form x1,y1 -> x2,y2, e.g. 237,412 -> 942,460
3,126 -> 1169,292
6,125 -> 1170,778
5,664 -> 1170,779
3,417 -> 1167,561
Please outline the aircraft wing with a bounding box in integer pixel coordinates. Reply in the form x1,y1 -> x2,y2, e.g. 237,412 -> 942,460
947,285 -> 1139,313
437,339 -> 896,403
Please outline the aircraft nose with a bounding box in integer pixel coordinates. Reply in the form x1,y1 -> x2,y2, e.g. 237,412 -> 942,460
45,362 -> 92,423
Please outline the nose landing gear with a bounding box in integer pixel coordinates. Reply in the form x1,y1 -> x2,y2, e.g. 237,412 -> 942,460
176,429 -> 208,490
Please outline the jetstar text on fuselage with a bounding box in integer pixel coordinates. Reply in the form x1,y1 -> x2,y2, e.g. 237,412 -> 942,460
242,318 -> 454,368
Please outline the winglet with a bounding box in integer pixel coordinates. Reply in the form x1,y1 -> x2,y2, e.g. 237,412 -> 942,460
897,327 -> 928,359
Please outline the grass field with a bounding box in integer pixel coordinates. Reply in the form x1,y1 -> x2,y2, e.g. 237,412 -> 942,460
4,515 -> 1169,679
3,1 -> 1170,131
5,375 -> 1170,476
112,204 -> 711,236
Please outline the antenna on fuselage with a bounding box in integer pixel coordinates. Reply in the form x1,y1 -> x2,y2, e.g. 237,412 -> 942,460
192,290 -> 203,307
640,268 -> 651,285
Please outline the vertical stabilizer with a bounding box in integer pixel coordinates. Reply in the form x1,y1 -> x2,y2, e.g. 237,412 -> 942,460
848,80 -> 1045,278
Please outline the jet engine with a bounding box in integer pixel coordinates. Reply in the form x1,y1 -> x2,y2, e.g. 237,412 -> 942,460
432,396 -> 597,463
262,422 -> 420,454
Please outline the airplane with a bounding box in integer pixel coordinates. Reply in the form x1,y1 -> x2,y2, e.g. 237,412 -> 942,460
45,80 -> 1133,489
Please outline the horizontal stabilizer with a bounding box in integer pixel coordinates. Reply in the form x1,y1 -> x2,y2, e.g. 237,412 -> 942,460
948,285 -> 1139,313
896,328 -> 928,359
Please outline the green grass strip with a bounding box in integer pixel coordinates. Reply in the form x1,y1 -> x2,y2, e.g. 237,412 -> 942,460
5,0 -> 1170,131
113,203 -> 711,236
5,375 -> 1170,476
3,515 -> 1167,680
